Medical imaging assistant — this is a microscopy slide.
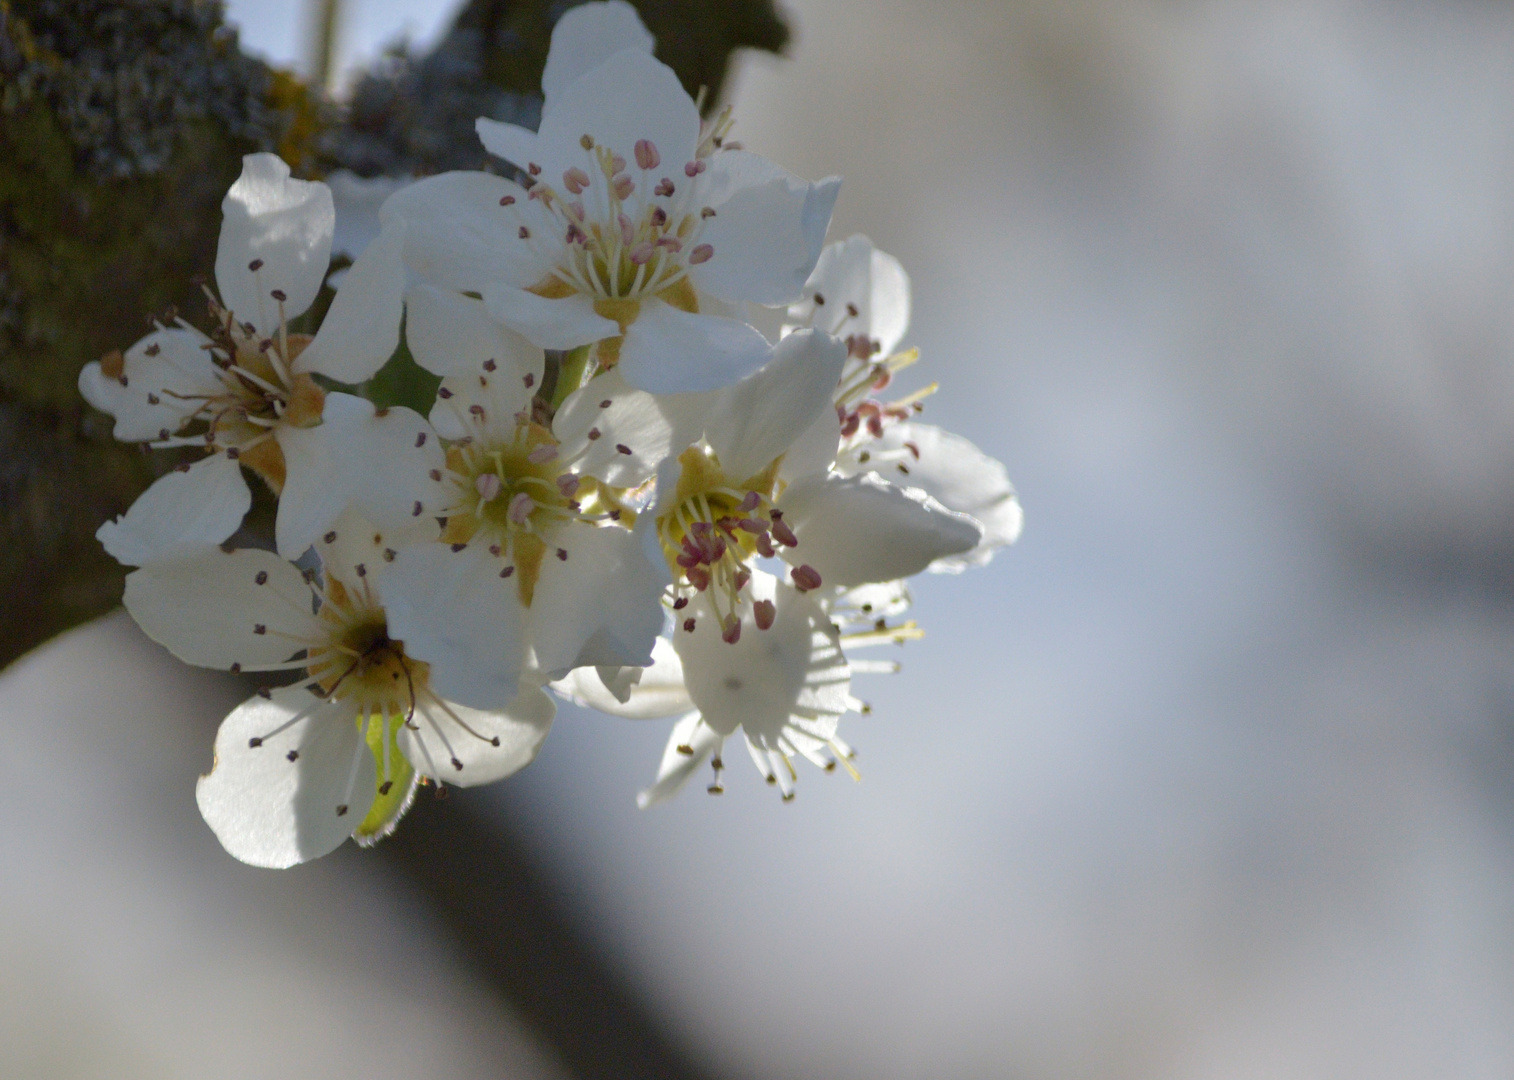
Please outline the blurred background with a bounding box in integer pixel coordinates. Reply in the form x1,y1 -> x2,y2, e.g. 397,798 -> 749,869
5,0 -> 1514,1076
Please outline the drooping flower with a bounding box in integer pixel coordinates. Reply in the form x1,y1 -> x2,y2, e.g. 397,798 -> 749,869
557,569 -> 861,804
81,153 -> 441,563
374,289 -> 667,709
122,515 -> 554,868
381,0 -> 840,395
785,233 -> 1024,568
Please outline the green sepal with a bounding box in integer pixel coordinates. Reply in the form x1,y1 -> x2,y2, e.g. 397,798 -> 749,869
354,712 -> 419,847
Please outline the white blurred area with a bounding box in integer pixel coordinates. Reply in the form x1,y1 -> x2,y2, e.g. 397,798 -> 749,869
12,0 -> 1514,1077
494,1 -> 1514,1077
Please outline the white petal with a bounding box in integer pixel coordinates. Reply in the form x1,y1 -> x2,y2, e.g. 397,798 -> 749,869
530,523 -> 666,679
673,569 -> 850,740
79,324 -> 224,442
481,284 -> 618,351
328,170 -> 412,260
703,328 -> 847,481
553,369 -> 699,487
295,223 -> 404,383
215,153 -> 334,335
788,235 -> 912,355
636,712 -> 717,808
428,361 -> 541,444
690,151 -> 840,306
402,684 -> 555,787
552,637 -> 692,719
841,421 -> 1023,571
775,472 -> 983,588
197,689 -> 373,868
97,452 -> 250,567
123,548 -> 322,670
616,299 -> 774,394
274,395 -> 445,559
475,118 -> 540,173
381,171 -> 553,291
313,506 -> 438,589
533,48 -> 698,187
380,543 -> 529,710
778,402 -> 842,485
541,1 -> 655,111
406,283 -> 545,384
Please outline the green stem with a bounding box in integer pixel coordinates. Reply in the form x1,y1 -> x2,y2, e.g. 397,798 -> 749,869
549,345 -> 593,412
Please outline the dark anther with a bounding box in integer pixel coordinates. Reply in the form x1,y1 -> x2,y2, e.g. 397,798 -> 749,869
556,548 -> 568,561
672,596 -> 688,610
379,781 -> 393,795
415,432 -> 427,447
257,687 -> 272,699
226,447 -> 240,460
413,501 -> 423,516
383,548 -> 397,562
587,427 -> 601,440
847,303 -> 860,317
336,804 -> 348,816
270,289 -> 287,302
356,563 -> 367,577
483,359 -> 497,372
813,292 -> 826,306
490,737 -> 501,747
429,469 -> 442,481
524,372 -> 535,388
248,737 -> 263,747
500,195 -> 516,206
519,226 -> 531,239
451,543 -> 468,553
616,443 -> 632,455
438,386 -> 453,398
286,750 -> 299,762
500,565 -> 515,578
452,757 -> 464,771
254,624 -> 266,635
323,531 -> 337,544
248,259 -> 264,272
147,393 -> 160,405
254,571 -> 268,585
599,399 -> 612,408
683,617 -> 696,632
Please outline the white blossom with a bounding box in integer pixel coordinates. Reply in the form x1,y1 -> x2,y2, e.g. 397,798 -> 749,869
557,570 -> 861,804
81,154 -> 439,563
122,515 -> 554,867
374,307 -> 667,709
381,1 -> 839,395
786,233 -> 1024,568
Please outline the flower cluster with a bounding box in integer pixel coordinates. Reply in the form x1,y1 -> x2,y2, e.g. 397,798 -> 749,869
81,2 -> 1020,867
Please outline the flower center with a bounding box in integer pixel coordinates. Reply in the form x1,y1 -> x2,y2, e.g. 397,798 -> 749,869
656,446 -> 798,642
436,418 -> 628,605
507,137 -> 718,304
306,591 -> 432,718
146,282 -> 326,495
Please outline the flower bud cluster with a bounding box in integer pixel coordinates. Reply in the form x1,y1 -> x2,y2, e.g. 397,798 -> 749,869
78,2 -> 1021,866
